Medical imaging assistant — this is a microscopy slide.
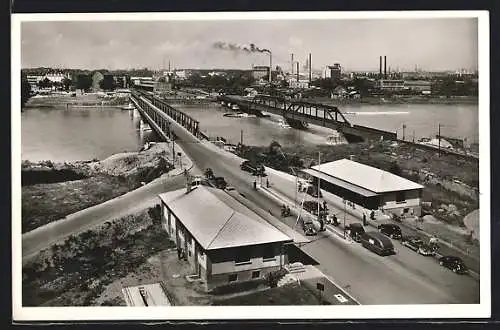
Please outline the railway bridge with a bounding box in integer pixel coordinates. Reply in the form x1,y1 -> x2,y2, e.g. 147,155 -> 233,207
130,90 -> 209,141
219,94 -> 397,142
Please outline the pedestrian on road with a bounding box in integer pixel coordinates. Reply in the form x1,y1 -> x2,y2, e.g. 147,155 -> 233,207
266,178 -> 270,188
362,213 -> 367,226
177,247 -> 181,260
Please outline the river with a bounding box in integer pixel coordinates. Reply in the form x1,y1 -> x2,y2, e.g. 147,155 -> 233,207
21,100 -> 478,162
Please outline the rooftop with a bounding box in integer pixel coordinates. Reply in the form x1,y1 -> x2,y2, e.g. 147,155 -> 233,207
158,186 -> 292,250
308,159 -> 424,194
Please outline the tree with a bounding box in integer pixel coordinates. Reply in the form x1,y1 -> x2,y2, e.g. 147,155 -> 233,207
268,140 -> 282,155
76,74 -> 92,92
99,75 -> 116,91
38,77 -> 53,89
21,73 -> 31,108
62,77 -> 72,91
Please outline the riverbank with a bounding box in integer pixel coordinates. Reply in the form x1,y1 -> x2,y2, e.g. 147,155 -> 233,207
21,142 -> 174,233
23,92 -> 129,110
303,95 -> 478,106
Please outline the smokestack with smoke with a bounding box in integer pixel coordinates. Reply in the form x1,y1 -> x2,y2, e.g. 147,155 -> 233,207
213,41 -> 270,54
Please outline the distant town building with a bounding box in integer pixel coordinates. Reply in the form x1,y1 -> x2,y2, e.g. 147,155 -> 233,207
331,86 -> 347,98
288,79 -> 310,89
301,159 -> 424,217
174,70 -> 187,80
403,80 -> 432,94
252,66 -> 270,80
377,79 -> 405,92
158,185 -> 292,292
328,63 -> 342,85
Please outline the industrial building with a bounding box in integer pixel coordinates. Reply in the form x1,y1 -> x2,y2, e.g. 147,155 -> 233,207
328,63 -> 342,84
252,66 -> 270,80
377,79 -> 406,92
301,159 -> 424,217
158,185 -> 292,291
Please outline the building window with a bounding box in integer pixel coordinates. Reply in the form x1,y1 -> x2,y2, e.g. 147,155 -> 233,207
263,248 -> 275,261
229,274 -> 238,282
235,254 -> 251,265
396,191 -> 406,203
252,271 -> 260,279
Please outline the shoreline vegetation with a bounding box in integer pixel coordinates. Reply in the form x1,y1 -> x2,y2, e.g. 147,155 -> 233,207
21,142 -> 174,233
307,95 -> 478,106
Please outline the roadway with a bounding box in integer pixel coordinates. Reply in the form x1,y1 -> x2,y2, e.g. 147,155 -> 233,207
154,100 -> 479,305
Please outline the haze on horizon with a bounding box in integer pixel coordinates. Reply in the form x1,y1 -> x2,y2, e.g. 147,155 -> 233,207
21,18 -> 478,73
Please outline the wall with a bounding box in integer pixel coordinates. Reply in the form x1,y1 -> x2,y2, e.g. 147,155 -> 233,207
380,189 -> 422,216
206,266 -> 280,291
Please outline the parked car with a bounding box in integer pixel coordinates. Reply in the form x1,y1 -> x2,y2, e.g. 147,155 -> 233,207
302,200 -> 326,216
401,236 -> 424,251
209,176 -> 227,189
301,218 -> 317,236
240,161 -> 266,176
378,223 -> 402,239
224,186 -> 236,192
360,231 -> 395,256
345,223 -> 365,242
438,256 -> 468,274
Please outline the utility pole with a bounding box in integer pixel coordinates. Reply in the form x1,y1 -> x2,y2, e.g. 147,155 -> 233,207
413,130 -> 415,143
438,123 -> 441,157
317,152 -> 321,229
240,129 -> 243,145
343,199 -> 346,239
402,124 -> 406,141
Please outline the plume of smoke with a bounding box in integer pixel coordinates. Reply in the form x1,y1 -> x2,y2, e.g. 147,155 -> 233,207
213,41 -> 270,54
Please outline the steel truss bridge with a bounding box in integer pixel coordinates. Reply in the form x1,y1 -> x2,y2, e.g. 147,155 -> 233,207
218,94 -> 397,142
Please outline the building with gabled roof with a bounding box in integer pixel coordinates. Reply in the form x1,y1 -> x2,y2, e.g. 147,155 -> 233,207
158,185 -> 292,291
301,158 -> 424,217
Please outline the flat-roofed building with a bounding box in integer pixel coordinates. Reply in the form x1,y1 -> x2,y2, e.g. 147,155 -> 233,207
377,79 -> 405,91
158,185 -> 292,291
301,159 -> 424,216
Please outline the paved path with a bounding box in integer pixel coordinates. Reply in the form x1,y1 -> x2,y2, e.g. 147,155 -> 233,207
22,154 -> 192,262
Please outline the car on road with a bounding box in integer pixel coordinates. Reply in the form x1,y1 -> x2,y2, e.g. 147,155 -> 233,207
224,186 -> 236,192
438,256 -> 468,274
360,231 -> 395,256
302,200 -> 326,216
377,223 -> 402,239
345,223 -> 365,242
401,236 -> 435,256
209,176 -> 227,189
240,161 -> 266,176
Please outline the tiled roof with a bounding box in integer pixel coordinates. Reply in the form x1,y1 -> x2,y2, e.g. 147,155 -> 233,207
158,186 -> 291,250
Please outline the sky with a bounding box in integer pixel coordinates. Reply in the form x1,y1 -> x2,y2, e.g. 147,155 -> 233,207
20,17 -> 478,72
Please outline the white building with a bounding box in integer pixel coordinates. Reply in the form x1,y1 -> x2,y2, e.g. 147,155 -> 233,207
158,185 -> 292,291
301,159 -> 424,217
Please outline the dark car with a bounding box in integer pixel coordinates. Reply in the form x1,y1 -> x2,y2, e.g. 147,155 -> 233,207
360,231 -> 395,256
345,223 -> 365,242
302,200 -> 326,216
439,256 -> 468,274
209,176 -> 227,189
378,224 -> 402,239
301,219 -> 317,236
240,161 -> 266,176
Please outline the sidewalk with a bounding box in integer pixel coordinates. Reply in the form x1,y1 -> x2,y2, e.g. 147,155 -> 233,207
260,170 -> 480,277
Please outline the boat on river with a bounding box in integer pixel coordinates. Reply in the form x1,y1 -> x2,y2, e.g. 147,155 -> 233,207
121,102 -> 135,110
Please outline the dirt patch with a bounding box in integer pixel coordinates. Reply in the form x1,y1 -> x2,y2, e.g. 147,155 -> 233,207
22,208 -> 175,306
21,143 -> 174,233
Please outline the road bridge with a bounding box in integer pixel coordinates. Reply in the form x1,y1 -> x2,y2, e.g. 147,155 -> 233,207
131,90 -> 208,140
219,94 -> 397,142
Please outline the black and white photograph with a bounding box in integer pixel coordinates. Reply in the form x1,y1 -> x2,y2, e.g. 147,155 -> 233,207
12,11 -> 490,320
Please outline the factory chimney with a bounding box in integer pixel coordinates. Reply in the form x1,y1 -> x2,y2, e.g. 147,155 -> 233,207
291,53 -> 294,75
384,56 -> 387,79
379,56 -> 382,79
296,62 -> 300,82
269,53 -> 272,83
308,53 -> 312,83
